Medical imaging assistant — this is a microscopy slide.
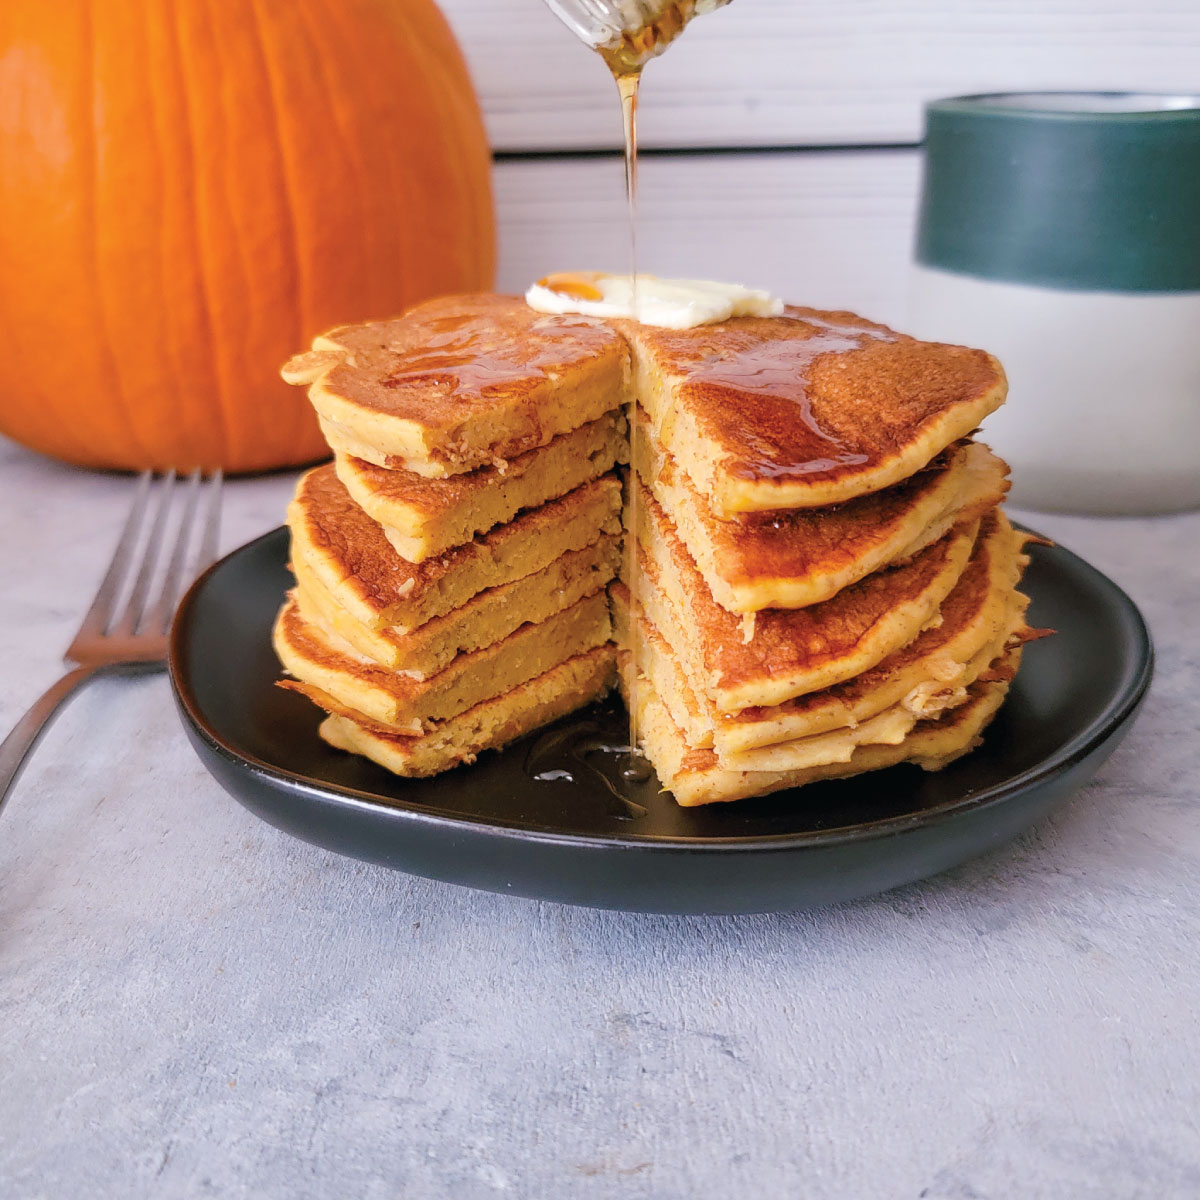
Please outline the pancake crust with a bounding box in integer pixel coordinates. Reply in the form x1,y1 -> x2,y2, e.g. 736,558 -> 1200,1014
624,306 -> 1006,515
612,509 -> 1030,761
619,623 -> 974,775
716,510 -> 1031,753
289,467 -> 622,633
631,650 -> 1021,806
294,534 -> 621,678
282,294 -> 629,477
611,581 -> 712,750
636,408 -> 1009,611
337,413 -> 625,562
634,478 -> 977,712
273,590 -> 611,733
303,647 -> 617,778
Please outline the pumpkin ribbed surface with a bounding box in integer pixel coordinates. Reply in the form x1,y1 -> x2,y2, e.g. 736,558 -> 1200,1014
0,0 -> 495,472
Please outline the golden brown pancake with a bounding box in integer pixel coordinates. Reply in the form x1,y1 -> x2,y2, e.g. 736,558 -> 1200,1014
611,581 -> 711,750
715,512 -> 1031,755
635,408 -> 1009,611
616,508 -> 1031,756
294,534 -> 621,678
288,466 -> 622,633
304,647 -> 617,779
282,294 -> 629,477
336,413 -> 625,562
629,650 -> 1020,806
722,630 -> 1020,773
619,620 -> 969,775
273,590 -> 611,733
618,578 -> 1027,775
632,478 -> 977,712
623,306 -> 1006,515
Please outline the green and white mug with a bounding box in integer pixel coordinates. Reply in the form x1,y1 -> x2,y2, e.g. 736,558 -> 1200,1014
908,92 -> 1200,514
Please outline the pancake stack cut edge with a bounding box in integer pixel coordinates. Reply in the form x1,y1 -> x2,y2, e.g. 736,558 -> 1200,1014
274,293 -> 1046,803
273,295 -> 629,779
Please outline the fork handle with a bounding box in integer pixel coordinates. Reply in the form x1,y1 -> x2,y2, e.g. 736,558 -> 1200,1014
0,666 -> 99,816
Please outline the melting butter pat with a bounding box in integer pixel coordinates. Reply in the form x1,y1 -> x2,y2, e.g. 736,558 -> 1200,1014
526,272 -> 783,330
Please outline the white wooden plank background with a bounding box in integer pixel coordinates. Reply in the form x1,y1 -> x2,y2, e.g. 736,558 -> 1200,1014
448,0 -> 1199,319
441,0 -> 1200,151
492,150 -> 921,323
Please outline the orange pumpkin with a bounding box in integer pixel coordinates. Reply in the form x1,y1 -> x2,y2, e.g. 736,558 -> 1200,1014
0,0 -> 495,473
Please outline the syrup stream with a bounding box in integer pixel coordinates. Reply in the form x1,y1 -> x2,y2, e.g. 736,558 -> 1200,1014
530,1 -> 722,785
615,68 -> 646,763
617,71 -> 641,298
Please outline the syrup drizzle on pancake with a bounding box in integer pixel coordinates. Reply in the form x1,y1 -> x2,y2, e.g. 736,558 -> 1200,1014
681,314 -> 897,480
617,67 -> 647,763
377,310 -> 608,398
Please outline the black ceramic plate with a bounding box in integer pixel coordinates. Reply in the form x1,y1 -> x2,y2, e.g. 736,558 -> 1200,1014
170,528 -> 1152,914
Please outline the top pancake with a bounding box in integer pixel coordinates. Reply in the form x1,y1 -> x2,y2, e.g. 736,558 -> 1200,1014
281,294 -> 629,477
623,306 -> 1006,515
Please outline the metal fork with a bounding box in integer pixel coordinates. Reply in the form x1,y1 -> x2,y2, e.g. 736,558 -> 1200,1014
0,469 -> 223,814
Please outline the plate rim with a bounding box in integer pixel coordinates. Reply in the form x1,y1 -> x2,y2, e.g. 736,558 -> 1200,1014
169,524 -> 1154,855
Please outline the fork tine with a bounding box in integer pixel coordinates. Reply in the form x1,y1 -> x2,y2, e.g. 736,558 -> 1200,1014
112,469 -> 176,636
145,468 -> 202,633
195,469 -> 223,574
73,470 -> 153,641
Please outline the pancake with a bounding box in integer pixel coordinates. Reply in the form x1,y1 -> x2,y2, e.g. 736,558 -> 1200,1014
618,508 -> 1030,755
635,408 -> 1009,611
288,467 -> 622,633
299,647 -> 617,779
611,581 -> 711,750
633,478 -> 977,712
630,649 -> 1021,806
281,294 -> 629,477
294,533 -> 621,678
723,627 -> 1023,773
273,590 -> 611,733
623,306 -> 1006,515
337,412 -> 625,562
613,569 -> 1025,771
717,538 -> 1029,755
613,575 -> 1024,761
619,621 -> 972,774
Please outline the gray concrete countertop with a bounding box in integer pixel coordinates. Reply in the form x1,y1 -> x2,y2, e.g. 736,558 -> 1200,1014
1,436 -> 1197,1199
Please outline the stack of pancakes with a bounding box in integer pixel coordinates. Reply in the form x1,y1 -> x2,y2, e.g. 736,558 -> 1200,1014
272,296 -> 628,776
615,309 -> 1039,805
274,295 -> 1042,805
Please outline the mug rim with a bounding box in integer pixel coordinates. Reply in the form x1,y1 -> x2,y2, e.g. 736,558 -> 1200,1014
919,90 -> 1200,292
928,90 -> 1200,120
